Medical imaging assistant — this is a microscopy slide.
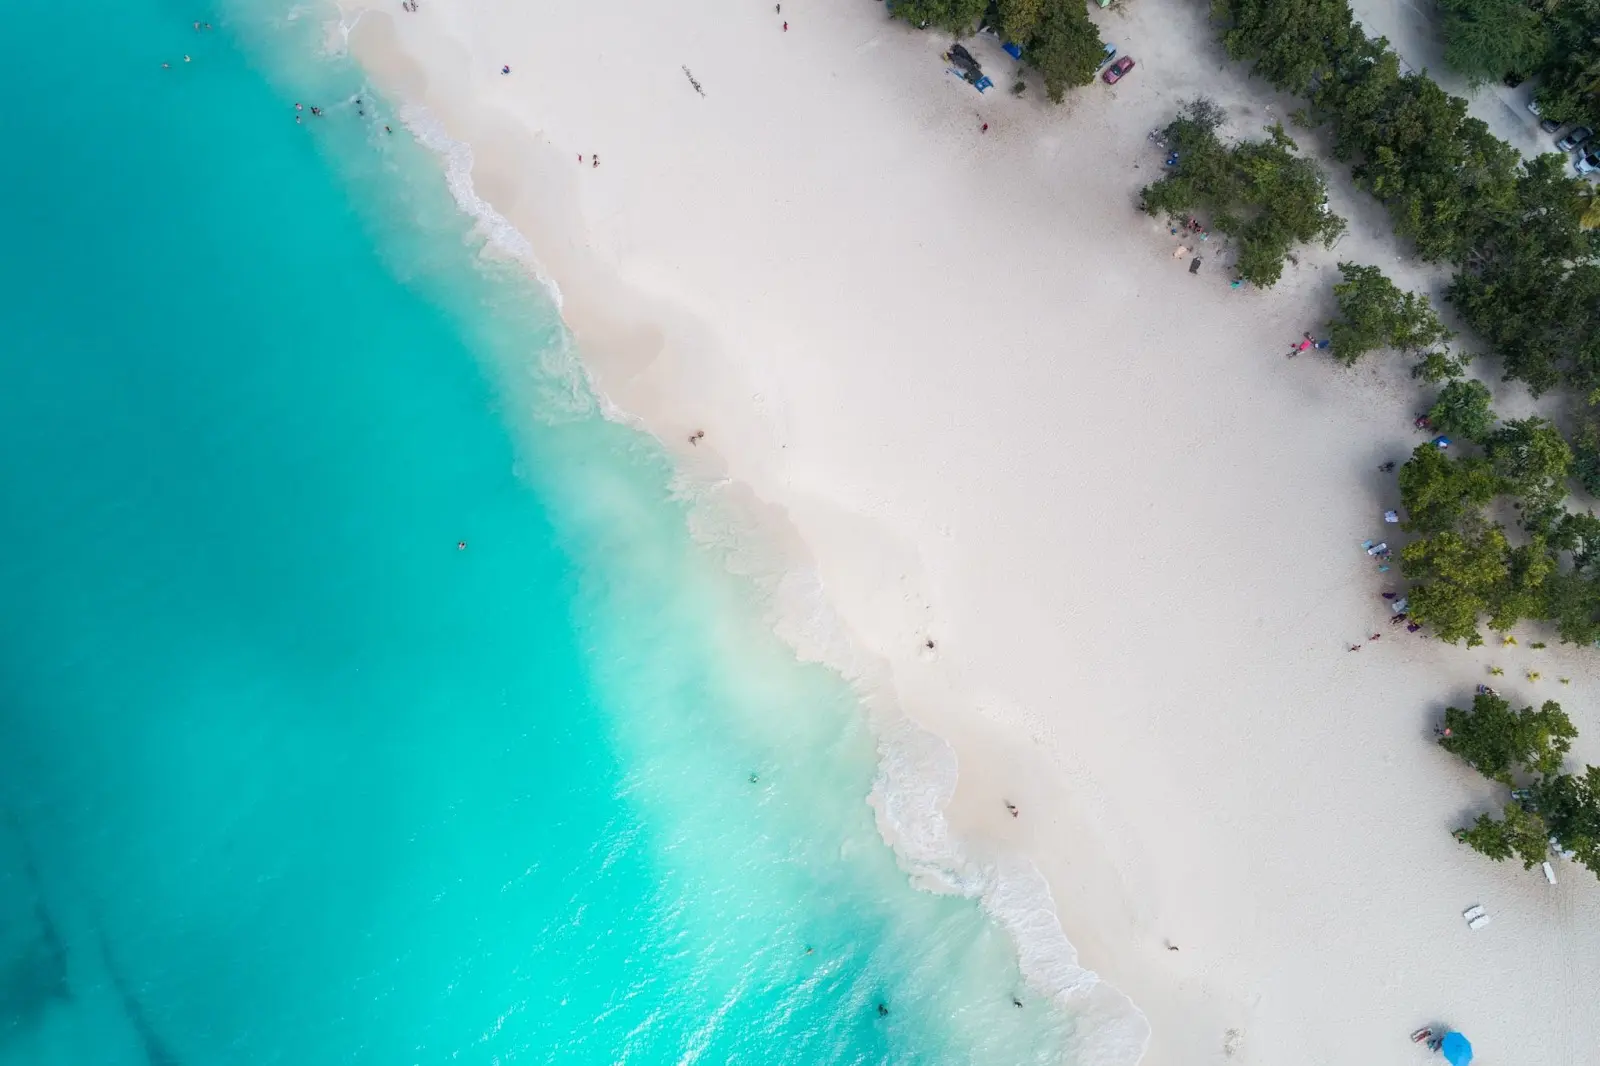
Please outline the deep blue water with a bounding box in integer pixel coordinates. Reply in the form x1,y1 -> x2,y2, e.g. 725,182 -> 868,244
0,2 -> 1127,1063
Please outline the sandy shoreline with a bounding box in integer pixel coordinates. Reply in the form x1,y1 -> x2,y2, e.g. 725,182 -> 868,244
340,1 -> 1600,1061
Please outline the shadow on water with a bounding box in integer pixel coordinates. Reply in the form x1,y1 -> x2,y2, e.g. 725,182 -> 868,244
94,932 -> 178,1066
0,819 -> 70,1041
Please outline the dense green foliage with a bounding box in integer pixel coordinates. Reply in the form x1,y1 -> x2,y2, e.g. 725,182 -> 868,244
1427,379 -> 1496,441
1437,0 -> 1549,86
1021,0 -> 1106,102
1485,417 -> 1573,523
1140,105 -> 1344,286
1439,695 -> 1600,878
1212,0 -> 1361,94
889,0 -> 1103,103
1398,444 -> 1500,535
887,0 -> 988,33
1456,801 -> 1554,867
1401,526 -> 1520,644
1327,263 -> 1451,365
1212,0 -> 1600,401
1440,691 -> 1576,783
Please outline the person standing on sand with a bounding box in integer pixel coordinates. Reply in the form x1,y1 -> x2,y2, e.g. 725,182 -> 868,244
1349,644 -> 1362,651
783,21 -> 788,31
981,122 -> 988,132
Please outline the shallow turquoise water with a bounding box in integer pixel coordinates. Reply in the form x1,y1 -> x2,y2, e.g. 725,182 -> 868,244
0,2 -> 1121,1063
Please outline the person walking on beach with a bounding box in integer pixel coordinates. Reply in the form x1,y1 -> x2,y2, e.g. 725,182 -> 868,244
1349,644 -> 1362,652
981,122 -> 989,132
783,21 -> 788,31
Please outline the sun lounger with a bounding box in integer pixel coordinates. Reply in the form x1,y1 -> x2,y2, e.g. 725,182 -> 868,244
1468,913 -> 1491,930
1543,861 -> 1557,885
1462,904 -> 1484,922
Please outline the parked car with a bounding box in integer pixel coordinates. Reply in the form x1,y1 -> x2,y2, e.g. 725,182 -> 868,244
1577,150 -> 1600,175
1528,99 -> 1544,116
1096,43 -> 1118,71
1558,126 -> 1593,152
1103,56 -> 1135,84
1542,117 -> 1563,134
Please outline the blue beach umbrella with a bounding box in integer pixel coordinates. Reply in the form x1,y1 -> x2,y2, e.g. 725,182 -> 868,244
1440,1031 -> 1473,1066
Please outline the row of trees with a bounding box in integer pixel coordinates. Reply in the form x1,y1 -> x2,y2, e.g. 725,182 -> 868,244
1139,102 -> 1346,286
1211,0 -> 1600,398
887,0 -> 1107,102
1439,690 -> 1598,877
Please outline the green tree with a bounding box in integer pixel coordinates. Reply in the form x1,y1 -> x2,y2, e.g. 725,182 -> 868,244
1398,445 -> 1501,535
1024,0 -> 1105,102
1440,692 -> 1577,783
1400,526 -> 1512,644
1213,0 -> 1363,94
1438,0 -> 1550,85
1541,514 -> 1600,644
1494,534 -> 1556,629
1445,156 -> 1600,397
994,0 -> 1048,41
887,0 -> 989,32
1142,119 -> 1343,287
1412,349 -> 1470,383
1484,417 -> 1573,523
1571,419 -> 1600,496
1533,764 -> 1600,874
1428,378 -> 1497,441
1316,50 -> 1521,262
1456,801 -> 1554,868
1327,263 -> 1453,364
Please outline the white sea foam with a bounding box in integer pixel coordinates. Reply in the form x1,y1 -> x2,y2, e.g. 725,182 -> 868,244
396,104 -> 563,310
401,96 -> 1149,1066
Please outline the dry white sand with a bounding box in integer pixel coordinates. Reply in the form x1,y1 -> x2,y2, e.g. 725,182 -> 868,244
340,0 -> 1600,1061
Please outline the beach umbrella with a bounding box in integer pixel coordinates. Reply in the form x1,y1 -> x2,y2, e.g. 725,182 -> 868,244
1439,1031 -> 1473,1066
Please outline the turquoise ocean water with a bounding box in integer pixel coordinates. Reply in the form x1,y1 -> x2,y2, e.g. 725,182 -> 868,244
0,2 -> 1140,1063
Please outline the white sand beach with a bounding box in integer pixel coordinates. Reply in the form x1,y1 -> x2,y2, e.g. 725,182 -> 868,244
342,0 -> 1600,1061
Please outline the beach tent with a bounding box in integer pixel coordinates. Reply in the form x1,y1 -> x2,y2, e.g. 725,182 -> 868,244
1440,1032 -> 1473,1066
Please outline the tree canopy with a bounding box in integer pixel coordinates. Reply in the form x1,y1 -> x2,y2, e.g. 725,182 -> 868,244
1023,0 -> 1105,102
1400,526 -> 1513,644
1141,107 -> 1344,286
1211,0 -> 1363,94
1427,378 -> 1497,442
1327,263 -> 1452,365
1437,0 -> 1549,85
887,0 -> 988,33
1397,444 -> 1500,535
1439,692 -> 1577,784
1439,695 -> 1600,879
1484,417 -> 1573,526
1456,801 -> 1555,868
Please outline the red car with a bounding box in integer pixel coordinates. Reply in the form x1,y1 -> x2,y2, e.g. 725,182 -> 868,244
1103,56 -> 1135,84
